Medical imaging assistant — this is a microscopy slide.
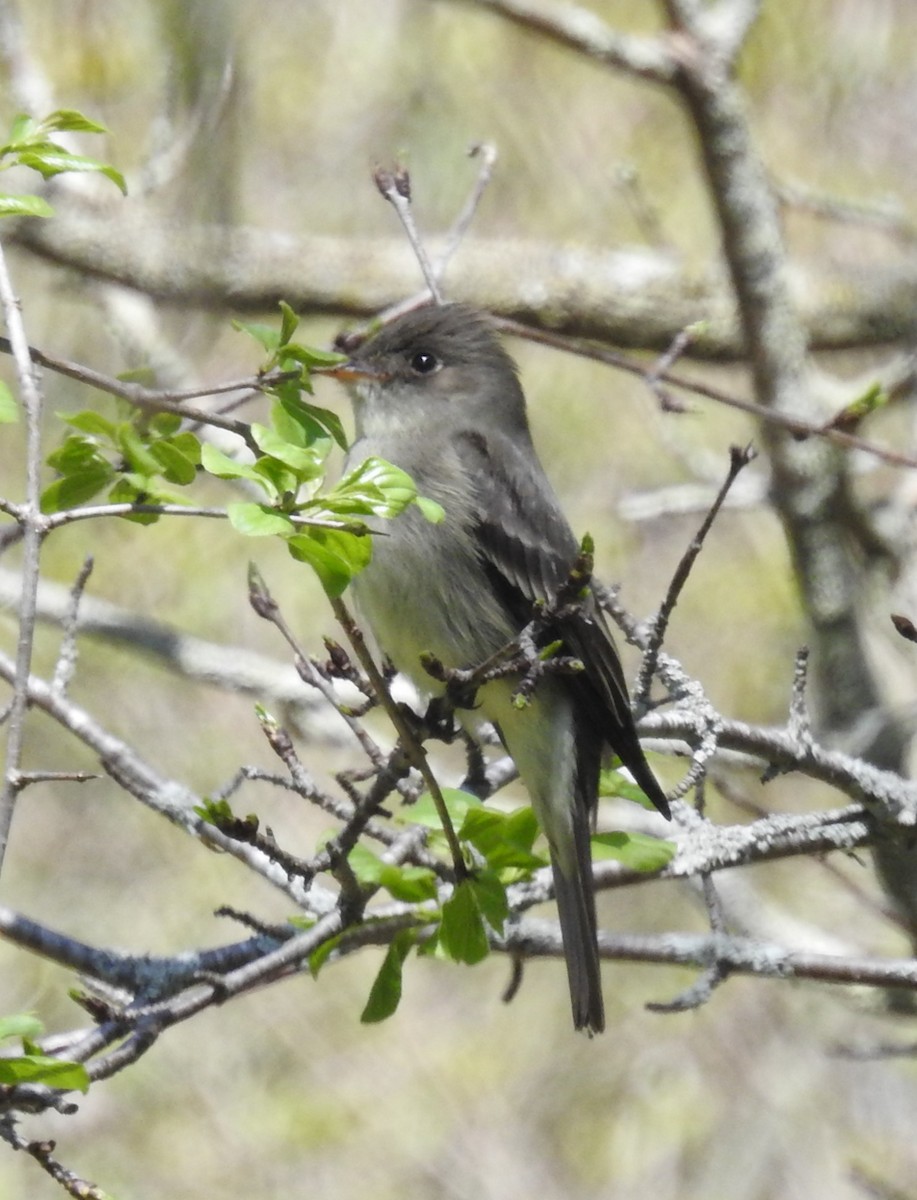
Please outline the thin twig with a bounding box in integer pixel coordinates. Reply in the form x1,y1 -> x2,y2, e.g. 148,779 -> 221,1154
636,444 -> 756,703
246,565 -> 387,769
787,646 -> 815,751
342,145 -> 500,335
0,334 -> 268,445
434,142 -> 499,280
373,165 -> 444,305
51,555 -> 94,697
497,318 -> 917,472
329,594 -> 467,878
0,238 -> 44,875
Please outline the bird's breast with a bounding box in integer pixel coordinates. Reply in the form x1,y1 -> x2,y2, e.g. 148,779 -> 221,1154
344,436 -> 512,685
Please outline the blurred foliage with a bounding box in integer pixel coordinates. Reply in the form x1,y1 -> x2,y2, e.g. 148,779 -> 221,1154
3,2 -> 917,1199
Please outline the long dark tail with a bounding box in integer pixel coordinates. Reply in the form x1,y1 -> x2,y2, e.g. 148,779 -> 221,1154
551,786 -> 605,1035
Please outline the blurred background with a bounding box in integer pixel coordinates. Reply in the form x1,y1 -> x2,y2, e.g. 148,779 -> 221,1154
2,1 -> 917,1197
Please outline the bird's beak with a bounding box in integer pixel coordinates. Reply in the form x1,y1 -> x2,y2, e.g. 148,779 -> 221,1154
312,360 -> 388,383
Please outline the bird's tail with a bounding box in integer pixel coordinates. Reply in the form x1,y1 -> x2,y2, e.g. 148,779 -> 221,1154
550,802 -> 605,1035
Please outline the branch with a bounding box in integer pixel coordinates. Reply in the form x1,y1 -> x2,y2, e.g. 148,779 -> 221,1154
0,567 -> 345,740
0,238 -> 44,875
496,319 -> 917,473
0,649 -> 318,906
12,204 -> 917,359
0,334 -> 260,443
450,0 -> 677,82
373,165 -> 444,304
509,919 -> 917,993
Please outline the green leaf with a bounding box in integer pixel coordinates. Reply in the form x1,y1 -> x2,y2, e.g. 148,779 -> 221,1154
227,502 -> 296,537
117,365 -> 157,386
168,432 -> 202,463
270,400 -> 329,450
360,931 -> 415,1024
400,788 -> 481,831
41,462 -> 114,511
599,766 -> 664,810
37,109 -> 109,136
346,842 -> 387,886
302,402 -> 348,451
308,929 -> 343,977
503,806 -> 541,853
250,423 -> 325,476
116,423 -> 161,475
149,438 -> 198,485
107,474 -> 149,501
0,380 -> 18,422
469,869 -> 509,930
415,495 -> 445,523
381,865 -> 439,903
0,1054 -> 90,1092
591,831 -> 676,873
459,806 -> 546,871
194,797 -> 235,825
844,381 -> 887,420
5,113 -> 36,146
62,410 -> 117,439
439,879 -> 490,965
105,476 -> 160,523
46,434 -> 103,473
0,1014 -> 43,1042
271,399 -> 316,448
201,443 -> 273,495
251,456 -> 299,499
286,527 -> 372,596
232,318 -> 280,354
149,411 -> 183,437
347,845 -> 439,902
16,148 -> 125,193
334,456 -> 417,518
278,343 -> 347,370
105,473 -> 184,517
278,300 -> 299,347
0,193 -> 54,218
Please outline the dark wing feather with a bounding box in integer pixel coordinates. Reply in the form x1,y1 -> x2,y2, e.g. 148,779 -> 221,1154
455,429 -> 669,818
454,428 -> 577,616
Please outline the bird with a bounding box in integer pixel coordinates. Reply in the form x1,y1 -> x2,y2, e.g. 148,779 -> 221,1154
321,303 -> 668,1033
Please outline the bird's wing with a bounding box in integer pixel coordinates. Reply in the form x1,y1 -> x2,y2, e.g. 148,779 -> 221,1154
454,428 -> 578,612
454,427 -> 630,713
454,428 -> 669,817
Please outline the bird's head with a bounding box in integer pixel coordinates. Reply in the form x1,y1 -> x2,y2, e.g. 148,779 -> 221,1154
316,304 -> 528,438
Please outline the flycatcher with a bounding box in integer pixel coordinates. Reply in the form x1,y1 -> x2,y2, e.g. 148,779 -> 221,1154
322,303 -> 668,1033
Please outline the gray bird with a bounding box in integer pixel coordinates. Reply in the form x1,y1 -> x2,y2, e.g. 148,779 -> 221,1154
323,303 -> 668,1033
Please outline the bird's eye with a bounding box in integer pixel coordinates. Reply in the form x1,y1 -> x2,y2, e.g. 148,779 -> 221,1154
410,350 -> 440,375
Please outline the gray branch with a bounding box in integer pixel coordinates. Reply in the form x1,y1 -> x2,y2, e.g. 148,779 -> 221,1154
0,567 -> 348,744
10,203 -> 917,359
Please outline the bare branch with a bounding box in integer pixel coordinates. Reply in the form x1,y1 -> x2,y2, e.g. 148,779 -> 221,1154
49,556 -> 94,698
374,165 -> 444,305
0,238 -> 44,876
0,566 -> 346,739
637,444 -> 756,700
12,204 -> 917,359
510,919 -> 917,993
449,0 -> 677,82
0,648 -> 319,906
498,318 -> 917,473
